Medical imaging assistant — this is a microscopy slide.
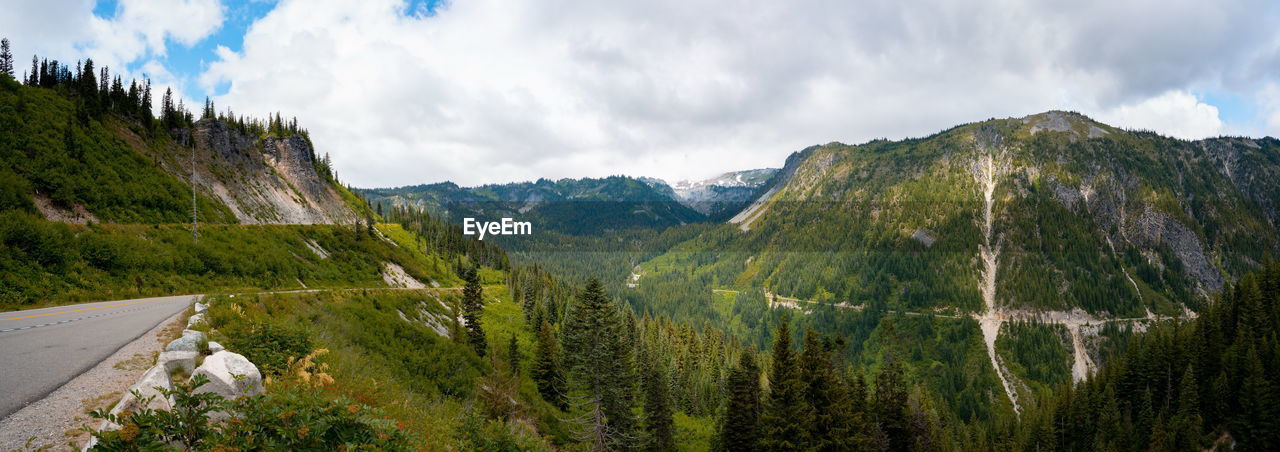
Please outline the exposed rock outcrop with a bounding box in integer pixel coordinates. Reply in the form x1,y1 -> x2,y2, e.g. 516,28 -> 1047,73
1130,206 -> 1224,295
185,119 -> 358,225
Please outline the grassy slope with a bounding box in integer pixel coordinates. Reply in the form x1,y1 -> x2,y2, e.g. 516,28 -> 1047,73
203,286 -> 561,449
0,218 -> 451,310
0,77 -> 444,310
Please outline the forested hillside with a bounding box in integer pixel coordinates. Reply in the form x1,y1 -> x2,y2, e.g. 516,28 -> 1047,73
0,50 -> 414,308
1002,262 -> 1280,450
359,176 -> 705,235
0,55 -> 364,226
528,111 -> 1280,435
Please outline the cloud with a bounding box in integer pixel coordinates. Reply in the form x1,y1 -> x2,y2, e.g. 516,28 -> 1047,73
0,0 -> 224,115
1095,91 -> 1224,139
10,0 -> 1280,186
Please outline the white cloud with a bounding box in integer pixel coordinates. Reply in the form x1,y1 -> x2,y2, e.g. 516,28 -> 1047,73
0,0 -> 224,116
1095,91 -> 1224,140
197,0 -> 1280,187
9,0 -> 1280,186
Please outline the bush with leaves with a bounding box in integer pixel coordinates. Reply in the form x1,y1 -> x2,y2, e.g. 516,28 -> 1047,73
453,410 -> 550,452
212,385 -> 412,451
87,373 -> 412,451
223,322 -> 312,376
86,374 -> 226,450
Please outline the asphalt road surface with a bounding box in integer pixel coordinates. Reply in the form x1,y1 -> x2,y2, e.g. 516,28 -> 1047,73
0,296 -> 196,420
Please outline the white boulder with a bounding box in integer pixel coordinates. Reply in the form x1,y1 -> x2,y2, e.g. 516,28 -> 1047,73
190,351 -> 263,401
158,350 -> 199,375
207,341 -> 225,353
111,365 -> 173,415
165,330 -> 206,352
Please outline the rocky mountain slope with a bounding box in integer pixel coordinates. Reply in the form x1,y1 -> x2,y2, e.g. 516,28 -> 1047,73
642,168 -> 778,219
161,119 -> 358,225
624,110 -> 1280,418
684,111 -> 1278,315
0,75 -> 358,226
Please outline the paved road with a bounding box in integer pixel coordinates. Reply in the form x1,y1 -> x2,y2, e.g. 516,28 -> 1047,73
0,296 -> 196,420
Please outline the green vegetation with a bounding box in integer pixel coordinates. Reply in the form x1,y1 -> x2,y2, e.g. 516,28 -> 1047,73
0,217 -> 450,309
996,320 -> 1072,397
88,374 -> 412,451
997,262 -> 1280,450
0,75 -> 235,224
199,289 -> 555,450
360,175 -> 706,236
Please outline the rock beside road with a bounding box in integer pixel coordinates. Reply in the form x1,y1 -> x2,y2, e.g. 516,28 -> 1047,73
191,351 -> 263,401
164,330 -> 206,352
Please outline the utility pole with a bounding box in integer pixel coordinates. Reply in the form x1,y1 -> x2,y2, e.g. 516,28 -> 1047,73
191,143 -> 198,241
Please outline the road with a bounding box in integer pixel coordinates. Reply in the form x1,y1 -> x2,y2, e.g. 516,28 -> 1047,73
0,295 -> 197,420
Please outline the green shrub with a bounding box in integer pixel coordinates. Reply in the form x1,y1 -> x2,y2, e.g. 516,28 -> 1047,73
215,386 -> 413,451
87,375 -> 412,451
453,410 -> 551,452
225,322 -> 313,377
87,374 -> 227,450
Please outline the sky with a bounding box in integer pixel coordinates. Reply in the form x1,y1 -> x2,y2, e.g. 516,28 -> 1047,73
3,0 -> 1280,188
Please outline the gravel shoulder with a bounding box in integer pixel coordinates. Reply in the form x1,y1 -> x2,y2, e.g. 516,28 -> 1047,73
0,308 -> 189,451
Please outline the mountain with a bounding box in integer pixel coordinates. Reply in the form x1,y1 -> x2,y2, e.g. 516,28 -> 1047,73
359,176 -> 705,235
642,168 -> 779,220
0,77 -> 360,226
0,72 -> 408,308
174,119 -> 359,224
619,110 -> 1280,420
657,111 -> 1278,314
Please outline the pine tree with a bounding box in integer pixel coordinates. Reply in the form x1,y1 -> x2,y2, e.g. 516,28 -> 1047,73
533,320 -> 567,408
561,278 -> 636,450
1174,364 -> 1203,450
461,265 -> 487,357
0,38 -> 13,78
759,319 -> 812,451
79,59 -> 100,117
507,334 -> 520,376
1236,345 -> 1278,448
640,345 -> 675,451
873,355 -> 909,450
718,352 -> 761,452
28,55 -> 37,85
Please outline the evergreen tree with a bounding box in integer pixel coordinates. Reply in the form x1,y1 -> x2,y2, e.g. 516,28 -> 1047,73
507,334 -> 520,376
640,345 -> 675,451
561,278 -> 636,451
718,352 -> 761,452
533,319 -> 566,409
1173,364 -> 1203,450
79,59 -> 100,117
873,355 -> 909,450
759,319 -> 813,451
1236,345 -> 1278,448
0,38 -> 12,78
461,265 -> 487,357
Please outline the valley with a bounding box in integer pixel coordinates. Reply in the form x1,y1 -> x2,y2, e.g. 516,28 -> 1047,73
2,57 -> 1278,450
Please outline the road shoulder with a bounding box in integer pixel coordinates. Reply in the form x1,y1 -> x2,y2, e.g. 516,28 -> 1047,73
0,307 -> 189,451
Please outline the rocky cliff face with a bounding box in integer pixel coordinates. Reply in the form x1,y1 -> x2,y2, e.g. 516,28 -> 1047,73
184,119 -> 356,225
